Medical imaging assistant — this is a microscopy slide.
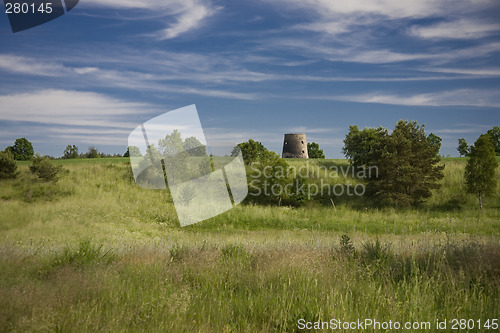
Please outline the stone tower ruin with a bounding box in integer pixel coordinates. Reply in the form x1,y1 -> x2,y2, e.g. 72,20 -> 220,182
282,133 -> 308,158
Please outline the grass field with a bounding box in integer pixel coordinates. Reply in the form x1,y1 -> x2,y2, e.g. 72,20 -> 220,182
0,157 -> 499,332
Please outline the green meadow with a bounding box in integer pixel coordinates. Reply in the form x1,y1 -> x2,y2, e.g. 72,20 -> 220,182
0,158 -> 499,332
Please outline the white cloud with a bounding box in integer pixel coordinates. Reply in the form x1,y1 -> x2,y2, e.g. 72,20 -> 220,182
0,55 -> 102,77
311,89 -> 500,107
265,36 -> 500,65
286,127 -> 339,134
263,0 -> 497,38
267,0 -> 454,19
421,67 -> 500,76
410,19 -> 500,39
156,3 -> 218,40
266,0 -> 498,21
0,55 -> 65,76
430,127 -> 491,134
296,21 -> 349,35
81,0 -> 218,39
0,89 -> 160,128
350,50 -> 435,64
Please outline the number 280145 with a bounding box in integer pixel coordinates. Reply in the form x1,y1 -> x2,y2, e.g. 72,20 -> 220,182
5,2 -> 53,14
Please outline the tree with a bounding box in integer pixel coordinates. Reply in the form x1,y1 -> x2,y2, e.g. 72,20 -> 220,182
246,147 -> 295,205
343,121 -> 444,206
369,121 -> 444,206
0,151 -> 17,179
183,136 -> 207,156
307,142 -> 325,159
30,153 -> 63,182
486,126 -> 500,155
158,129 -> 184,157
457,138 -> 469,157
231,139 -> 268,165
427,133 -> 442,152
464,134 -> 498,210
342,126 -> 387,168
85,146 -> 99,158
8,138 -> 34,161
124,146 -> 142,158
63,145 -> 79,159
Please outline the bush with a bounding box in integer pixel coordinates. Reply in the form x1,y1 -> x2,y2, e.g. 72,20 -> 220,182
338,234 -> 356,257
0,151 -> 18,179
53,239 -> 115,267
30,153 -> 63,182
169,244 -> 189,261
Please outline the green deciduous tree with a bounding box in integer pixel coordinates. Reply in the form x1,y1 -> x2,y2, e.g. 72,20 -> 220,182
457,138 -> 469,157
183,136 -> 207,156
247,148 -> 294,205
0,151 -> 18,179
342,126 -> 387,168
63,145 -> 79,159
8,137 -> 34,161
124,146 -> 142,158
486,126 -> 500,155
464,134 -> 498,210
231,139 -> 268,165
85,146 -> 99,158
158,129 -> 184,157
307,142 -> 325,159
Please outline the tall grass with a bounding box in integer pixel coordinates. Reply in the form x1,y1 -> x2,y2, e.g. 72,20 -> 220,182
0,158 -> 498,331
1,237 -> 498,332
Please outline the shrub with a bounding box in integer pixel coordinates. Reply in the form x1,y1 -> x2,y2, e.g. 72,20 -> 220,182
169,244 -> 189,261
361,239 -> 392,263
30,153 -> 63,182
53,239 -> 115,267
0,151 -> 18,179
338,234 -> 356,257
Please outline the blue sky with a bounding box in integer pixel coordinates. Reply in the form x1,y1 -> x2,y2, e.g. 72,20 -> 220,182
0,0 -> 499,158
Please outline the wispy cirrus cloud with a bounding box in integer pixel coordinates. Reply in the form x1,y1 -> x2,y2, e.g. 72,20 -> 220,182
286,126 -> 340,134
81,0 -> 219,40
155,3 -> 220,40
310,89 -> 500,107
420,67 -> 500,76
409,19 -> 500,40
0,89 -> 160,128
0,55 -> 97,77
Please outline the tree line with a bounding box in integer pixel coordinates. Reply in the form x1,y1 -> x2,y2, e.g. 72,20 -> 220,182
236,120 -> 498,210
1,121 -> 498,209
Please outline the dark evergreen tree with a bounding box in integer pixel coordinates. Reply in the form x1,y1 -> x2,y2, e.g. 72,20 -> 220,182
0,151 -> 18,179
30,153 -> 63,182
369,121 -> 444,206
342,121 -> 444,206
